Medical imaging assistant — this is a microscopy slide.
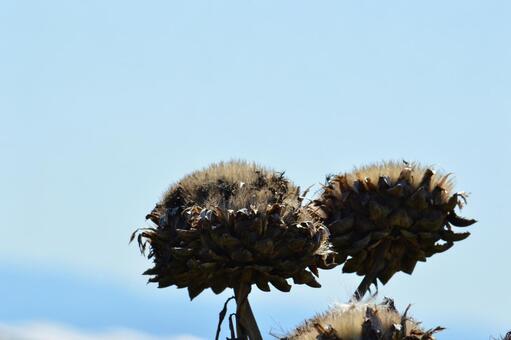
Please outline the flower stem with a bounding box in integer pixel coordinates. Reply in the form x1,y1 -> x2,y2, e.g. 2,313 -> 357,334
233,285 -> 262,340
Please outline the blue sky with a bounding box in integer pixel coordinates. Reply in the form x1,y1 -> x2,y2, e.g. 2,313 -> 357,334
1,1 -> 510,339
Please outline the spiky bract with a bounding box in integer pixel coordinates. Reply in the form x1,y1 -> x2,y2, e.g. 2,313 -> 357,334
133,161 -> 336,300
309,161 -> 476,287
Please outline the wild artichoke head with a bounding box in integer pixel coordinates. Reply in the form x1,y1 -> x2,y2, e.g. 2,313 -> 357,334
133,160 -> 336,300
308,161 -> 476,291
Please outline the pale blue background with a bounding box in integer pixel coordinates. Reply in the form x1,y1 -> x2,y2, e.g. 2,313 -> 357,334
1,1 -> 510,339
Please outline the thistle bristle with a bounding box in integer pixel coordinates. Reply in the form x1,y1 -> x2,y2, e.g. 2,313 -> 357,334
162,160 -> 300,211
348,161 -> 454,194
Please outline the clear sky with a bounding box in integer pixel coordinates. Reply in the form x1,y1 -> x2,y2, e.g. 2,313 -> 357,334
1,1 -> 510,339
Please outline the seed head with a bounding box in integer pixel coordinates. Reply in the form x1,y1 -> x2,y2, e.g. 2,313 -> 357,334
133,160 -> 337,300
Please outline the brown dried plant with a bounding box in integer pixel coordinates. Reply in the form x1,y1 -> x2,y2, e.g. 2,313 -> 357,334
308,161 -> 476,300
282,298 -> 444,340
131,160 -> 477,339
132,161 -> 337,339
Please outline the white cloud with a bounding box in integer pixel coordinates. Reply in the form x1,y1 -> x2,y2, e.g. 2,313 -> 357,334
0,322 -> 205,340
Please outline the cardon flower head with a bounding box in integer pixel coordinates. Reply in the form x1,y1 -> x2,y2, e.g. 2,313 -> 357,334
283,298 -> 443,340
132,160 -> 336,300
308,161 -> 476,298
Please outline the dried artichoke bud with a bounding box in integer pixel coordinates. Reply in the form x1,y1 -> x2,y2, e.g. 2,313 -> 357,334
308,161 -> 476,294
132,160 -> 337,300
283,298 -> 443,340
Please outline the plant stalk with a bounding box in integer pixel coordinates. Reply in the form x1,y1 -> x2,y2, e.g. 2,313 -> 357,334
352,240 -> 391,301
233,285 -> 262,340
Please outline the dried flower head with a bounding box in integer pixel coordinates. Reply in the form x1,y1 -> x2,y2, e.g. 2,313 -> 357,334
309,161 -> 476,298
133,160 -> 336,300
282,298 -> 443,340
